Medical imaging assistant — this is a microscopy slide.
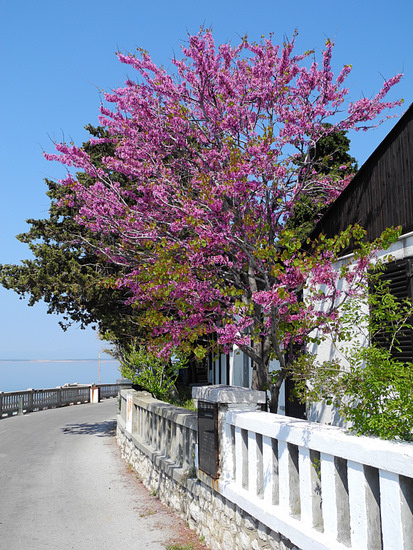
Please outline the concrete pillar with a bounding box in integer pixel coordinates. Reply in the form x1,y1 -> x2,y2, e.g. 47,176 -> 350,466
192,385 -> 266,482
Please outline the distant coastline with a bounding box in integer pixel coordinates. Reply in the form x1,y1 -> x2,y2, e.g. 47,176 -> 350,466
0,359 -> 121,392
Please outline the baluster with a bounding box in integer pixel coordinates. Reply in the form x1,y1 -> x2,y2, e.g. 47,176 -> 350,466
220,420 -> 234,483
160,416 -> 166,455
155,414 -> 160,451
247,431 -> 263,497
189,428 -> 197,472
279,441 -> 300,517
153,411 -> 158,447
299,447 -> 313,526
171,422 -> 178,464
278,441 -> 289,511
298,448 -> 323,530
320,453 -> 341,543
234,426 -> 243,488
176,423 -> 183,467
248,431 -> 258,495
263,436 -> 278,505
152,413 -> 157,448
137,406 -> 143,437
141,406 -> 145,437
144,408 -> 150,443
379,470 -> 404,550
181,426 -> 188,470
347,461 -> 382,550
165,419 -> 171,459
18,396 -> 23,415
147,409 -> 152,445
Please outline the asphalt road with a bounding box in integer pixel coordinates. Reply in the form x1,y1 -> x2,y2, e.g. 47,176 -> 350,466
0,399 -> 203,550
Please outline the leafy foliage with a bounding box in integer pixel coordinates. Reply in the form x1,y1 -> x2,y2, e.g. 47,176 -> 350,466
43,30 -> 402,412
340,347 -> 413,440
287,124 -> 358,240
0,126 -> 139,345
293,266 -> 413,440
118,343 -> 187,402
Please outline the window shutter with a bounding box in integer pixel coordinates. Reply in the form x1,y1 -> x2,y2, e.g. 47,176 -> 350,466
373,258 -> 413,362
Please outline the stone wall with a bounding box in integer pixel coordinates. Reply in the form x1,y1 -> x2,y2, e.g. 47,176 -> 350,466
119,387 -> 413,549
117,417 -> 298,550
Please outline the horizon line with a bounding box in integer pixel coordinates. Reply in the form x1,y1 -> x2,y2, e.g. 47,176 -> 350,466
0,359 -> 118,363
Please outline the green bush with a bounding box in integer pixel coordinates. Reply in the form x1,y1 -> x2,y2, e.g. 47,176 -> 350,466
339,347 -> 413,440
119,343 -> 186,402
293,265 -> 413,441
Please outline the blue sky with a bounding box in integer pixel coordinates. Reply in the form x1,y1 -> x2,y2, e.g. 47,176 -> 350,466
1,0 -> 412,361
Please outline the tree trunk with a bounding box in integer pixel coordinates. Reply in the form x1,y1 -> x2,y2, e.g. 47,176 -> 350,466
249,339 -> 286,414
250,340 -> 267,392
268,369 -> 286,414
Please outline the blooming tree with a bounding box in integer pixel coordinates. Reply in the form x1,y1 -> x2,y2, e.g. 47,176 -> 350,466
46,30 -> 402,411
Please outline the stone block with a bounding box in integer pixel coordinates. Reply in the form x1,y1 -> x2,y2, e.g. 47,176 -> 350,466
244,515 -> 256,531
223,530 -> 235,548
224,499 -> 236,519
258,522 -> 269,541
192,384 -> 266,405
240,530 -> 252,550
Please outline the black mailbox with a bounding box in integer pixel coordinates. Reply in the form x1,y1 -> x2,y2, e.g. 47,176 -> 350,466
197,400 -> 219,479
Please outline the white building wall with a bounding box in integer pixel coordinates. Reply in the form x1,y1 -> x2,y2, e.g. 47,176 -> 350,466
307,231 -> 413,425
231,348 -> 245,387
220,232 -> 413,423
205,233 -> 413,422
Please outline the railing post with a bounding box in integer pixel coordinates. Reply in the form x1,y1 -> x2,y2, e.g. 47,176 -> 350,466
18,396 -> 23,416
0,392 -> 3,417
126,392 -> 133,433
28,389 -> 34,412
192,385 -> 266,483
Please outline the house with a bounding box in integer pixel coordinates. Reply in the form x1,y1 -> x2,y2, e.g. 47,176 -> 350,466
206,103 -> 413,422
306,103 -> 413,424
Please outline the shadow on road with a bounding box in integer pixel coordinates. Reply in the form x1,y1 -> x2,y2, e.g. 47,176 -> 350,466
61,420 -> 116,437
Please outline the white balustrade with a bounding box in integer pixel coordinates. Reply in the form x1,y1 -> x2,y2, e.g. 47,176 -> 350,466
1,383 -> 126,417
118,387 -> 413,550
220,409 -> 413,550
118,390 -> 198,475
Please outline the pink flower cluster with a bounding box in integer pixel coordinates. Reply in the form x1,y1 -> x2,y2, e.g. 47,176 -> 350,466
45,30 -> 402,359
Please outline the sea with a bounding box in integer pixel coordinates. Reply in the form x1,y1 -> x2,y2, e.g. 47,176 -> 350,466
0,359 -> 122,393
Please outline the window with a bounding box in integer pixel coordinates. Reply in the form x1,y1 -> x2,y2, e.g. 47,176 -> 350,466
371,257 -> 413,362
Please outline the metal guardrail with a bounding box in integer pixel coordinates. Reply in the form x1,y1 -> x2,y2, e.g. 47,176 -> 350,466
0,383 -> 131,418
